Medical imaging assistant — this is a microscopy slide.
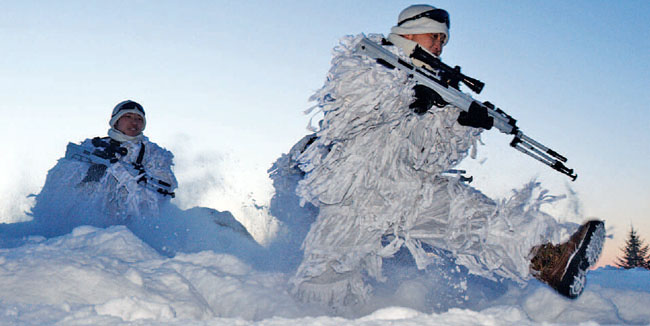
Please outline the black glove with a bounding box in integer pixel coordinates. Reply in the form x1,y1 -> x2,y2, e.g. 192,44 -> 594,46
91,137 -> 127,163
457,101 -> 494,129
409,85 -> 447,115
81,163 -> 107,183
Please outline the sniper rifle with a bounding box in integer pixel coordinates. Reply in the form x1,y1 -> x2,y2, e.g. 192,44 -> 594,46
354,37 -> 577,180
65,142 -> 176,197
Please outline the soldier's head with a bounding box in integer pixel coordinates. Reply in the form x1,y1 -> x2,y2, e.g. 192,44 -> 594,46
110,100 -> 146,137
391,5 -> 449,57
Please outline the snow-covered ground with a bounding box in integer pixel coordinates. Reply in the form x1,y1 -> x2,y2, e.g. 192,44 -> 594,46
0,223 -> 648,326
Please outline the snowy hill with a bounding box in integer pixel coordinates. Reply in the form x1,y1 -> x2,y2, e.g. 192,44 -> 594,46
0,225 -> 648,325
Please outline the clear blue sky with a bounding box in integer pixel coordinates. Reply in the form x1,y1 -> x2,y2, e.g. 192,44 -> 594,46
1,1 -> 648,265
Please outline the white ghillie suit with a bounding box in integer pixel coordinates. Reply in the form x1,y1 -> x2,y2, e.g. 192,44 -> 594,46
25,136 -> 177,238
289,34 -> 574,307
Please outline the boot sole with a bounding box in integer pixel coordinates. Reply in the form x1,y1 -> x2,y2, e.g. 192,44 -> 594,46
559,221 -> 605,299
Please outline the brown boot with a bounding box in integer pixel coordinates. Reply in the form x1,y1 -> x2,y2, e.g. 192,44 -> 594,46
529,220 -> 605,299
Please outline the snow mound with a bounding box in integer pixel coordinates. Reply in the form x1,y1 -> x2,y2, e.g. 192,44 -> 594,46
0,226 -> 307,324
1,225 -> 649,325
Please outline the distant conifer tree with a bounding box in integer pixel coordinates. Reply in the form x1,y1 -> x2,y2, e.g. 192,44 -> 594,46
615,225 -> 650,269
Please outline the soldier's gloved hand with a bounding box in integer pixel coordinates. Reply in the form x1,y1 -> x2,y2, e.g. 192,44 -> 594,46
81,164 -> 107,183
457,101 -> 494,129
410,85 -> 446,114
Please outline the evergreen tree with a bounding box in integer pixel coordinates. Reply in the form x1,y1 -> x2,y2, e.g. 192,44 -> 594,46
615,225 -> 650,269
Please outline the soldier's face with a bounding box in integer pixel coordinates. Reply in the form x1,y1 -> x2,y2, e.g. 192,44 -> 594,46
115,113 -> 144,137
404,33 -> 446,57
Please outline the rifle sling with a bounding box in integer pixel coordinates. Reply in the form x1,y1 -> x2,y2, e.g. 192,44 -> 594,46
136,143 -> 145,165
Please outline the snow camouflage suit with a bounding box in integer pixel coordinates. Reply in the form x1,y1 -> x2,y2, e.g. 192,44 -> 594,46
25,136 -> 177,238
288,34 -> 575,307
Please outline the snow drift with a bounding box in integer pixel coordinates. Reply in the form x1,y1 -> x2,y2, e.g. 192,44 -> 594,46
0,224 -> 648,325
